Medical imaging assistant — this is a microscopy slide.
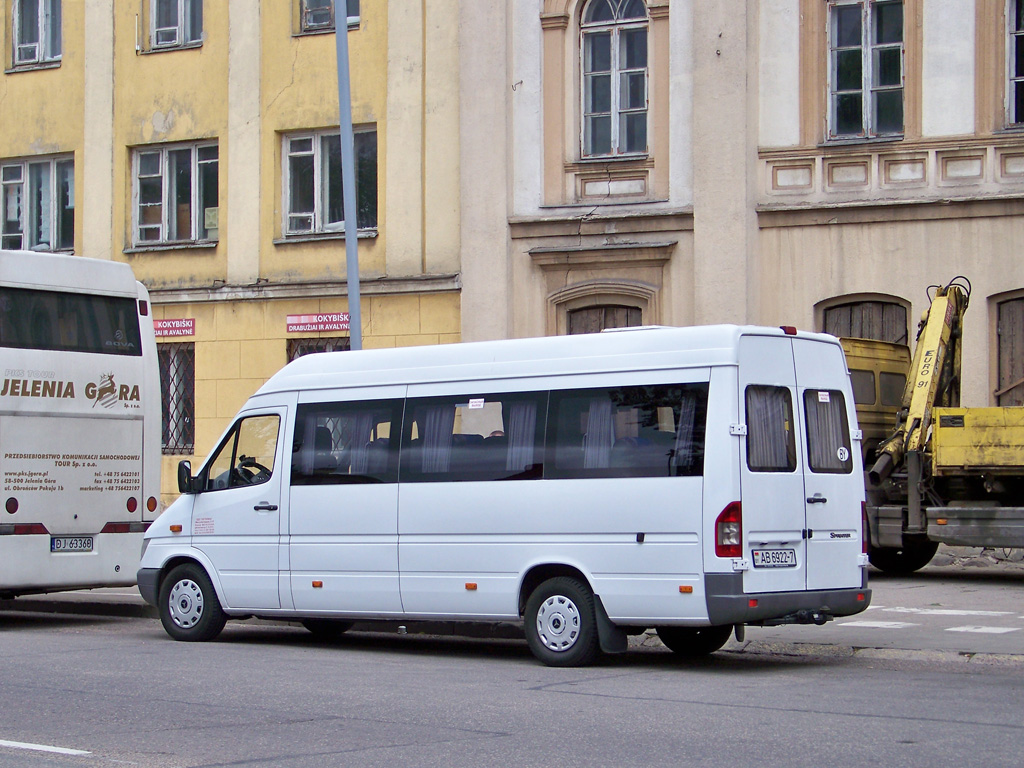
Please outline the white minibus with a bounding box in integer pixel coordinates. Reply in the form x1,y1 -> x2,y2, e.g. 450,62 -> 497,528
1,249 -> 161,597
138,325 -> 870,666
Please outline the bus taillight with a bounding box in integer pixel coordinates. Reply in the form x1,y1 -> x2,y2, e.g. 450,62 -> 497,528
13,523 -> 48,535
147,496 -> 158,513
862,502 -> 869,554
127,497 -> 138,513
715,501 -> 742,558
5,497 -> 17,514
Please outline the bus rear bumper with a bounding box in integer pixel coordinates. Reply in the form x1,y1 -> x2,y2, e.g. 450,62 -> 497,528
705,572 -> 871,626
137,568 -> 160,607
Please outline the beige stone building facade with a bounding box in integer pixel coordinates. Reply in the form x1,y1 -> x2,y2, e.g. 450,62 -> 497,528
1,1 -> 461,503
460,0 -> 1024,412
6,0 -> 1024,504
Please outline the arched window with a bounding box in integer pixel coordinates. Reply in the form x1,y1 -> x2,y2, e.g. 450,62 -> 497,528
581,0 -> 649,157
823,300 -> 908,344
567,304 -> 641,334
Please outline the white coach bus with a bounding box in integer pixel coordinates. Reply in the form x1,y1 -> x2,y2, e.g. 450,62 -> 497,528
139,325 -> 870,666
1,250 -> 161,598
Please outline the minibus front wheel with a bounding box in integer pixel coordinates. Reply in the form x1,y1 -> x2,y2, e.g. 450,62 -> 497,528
159,563 -> 227,642
524,577 -> 600,667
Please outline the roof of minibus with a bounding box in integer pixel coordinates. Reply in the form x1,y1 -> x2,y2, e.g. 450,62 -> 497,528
256,324 -> 841,395
0,249 -> 140,296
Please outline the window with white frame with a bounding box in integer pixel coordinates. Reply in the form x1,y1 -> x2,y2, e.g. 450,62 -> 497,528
1,156 -> 74,252
283,128 -> 377,235
12,0 -> 61,66
580,0 -> 648,158
300,0 -> 360,33
152,0 -> 203,48
1011,0 -> 1024,125
828,0 -> 904,139
133,142 -> 218,246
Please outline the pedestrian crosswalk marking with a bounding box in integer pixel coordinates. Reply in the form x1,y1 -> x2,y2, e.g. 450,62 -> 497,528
945,626 -> 1021,634
883,607 -> 1014,617
838,620 -> 918,629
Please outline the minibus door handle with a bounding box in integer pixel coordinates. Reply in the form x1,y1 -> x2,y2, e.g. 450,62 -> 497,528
806,494 -> 827,504
254,502 -> 278,512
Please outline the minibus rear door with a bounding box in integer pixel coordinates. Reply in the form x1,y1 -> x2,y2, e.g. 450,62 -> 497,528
738,335 -> 808,594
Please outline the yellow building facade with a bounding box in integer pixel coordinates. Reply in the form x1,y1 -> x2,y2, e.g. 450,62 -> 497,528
1,1 -> 461,505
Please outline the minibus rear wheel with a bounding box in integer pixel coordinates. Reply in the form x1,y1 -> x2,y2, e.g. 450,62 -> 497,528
656,625 -> 732,657
159,563 -> 227,642
524,577 -> 600,667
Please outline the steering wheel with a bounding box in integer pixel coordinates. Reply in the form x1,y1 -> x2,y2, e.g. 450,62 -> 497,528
232,457 -> 272,485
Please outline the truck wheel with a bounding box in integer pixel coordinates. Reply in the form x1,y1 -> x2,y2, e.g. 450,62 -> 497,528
656,625 -> 732,657
524,577 -> 600,667
869,540 -> 939,574
159,563 -> 227,642
301,619 -> 355,640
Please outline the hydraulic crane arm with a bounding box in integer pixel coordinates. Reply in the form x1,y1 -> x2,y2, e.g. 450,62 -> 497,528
869,277 -> 970,485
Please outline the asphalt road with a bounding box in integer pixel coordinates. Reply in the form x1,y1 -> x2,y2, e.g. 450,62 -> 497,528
0,547 -> 1021,767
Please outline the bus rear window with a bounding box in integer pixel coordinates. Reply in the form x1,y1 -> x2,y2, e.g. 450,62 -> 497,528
0,286 -> 143,356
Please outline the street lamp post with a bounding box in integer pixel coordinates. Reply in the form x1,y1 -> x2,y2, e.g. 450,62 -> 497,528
334,0 -> 362,350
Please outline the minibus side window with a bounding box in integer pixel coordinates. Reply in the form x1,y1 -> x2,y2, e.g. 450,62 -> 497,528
400,392 -> 546,482
745,386 -> 796,472
547,383 -> 708,479
803,389 -> 853,474
291,400 -> 402,484
204,414 -> 281,490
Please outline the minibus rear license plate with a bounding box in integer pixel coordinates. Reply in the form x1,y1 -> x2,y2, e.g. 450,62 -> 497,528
51,536 -> 94,552
752,548 -> 796,568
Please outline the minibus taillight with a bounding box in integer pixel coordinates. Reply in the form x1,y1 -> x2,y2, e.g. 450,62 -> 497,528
715,502 -> 742,559
862,502 -> 869,554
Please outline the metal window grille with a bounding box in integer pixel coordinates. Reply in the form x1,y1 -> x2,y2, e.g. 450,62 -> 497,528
159,342 -> 195,454
288,337 -> 351,361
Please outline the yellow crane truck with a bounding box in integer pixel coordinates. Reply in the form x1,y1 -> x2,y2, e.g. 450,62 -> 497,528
843,277 -> 1024,573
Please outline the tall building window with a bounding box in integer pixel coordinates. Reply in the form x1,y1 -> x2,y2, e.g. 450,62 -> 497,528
132,142 -> 218,246
1,156 -> 74,252
300,0 -> 360,33
828,0 -> 904,139
159,341 -> 195,454
152,0 -> 203,48
283,128 -> 377,236
12,0 -> 61,66
1011,0 -> 1024,125
580,0 -> 648,158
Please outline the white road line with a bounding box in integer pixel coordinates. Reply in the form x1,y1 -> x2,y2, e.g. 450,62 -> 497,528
883,607 -> 1014,617
946,626 -> 1022,635
838,620 -> 918,629
0,739 -> 90,756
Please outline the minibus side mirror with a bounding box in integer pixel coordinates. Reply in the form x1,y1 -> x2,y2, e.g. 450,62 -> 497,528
177,460 -> 196,494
